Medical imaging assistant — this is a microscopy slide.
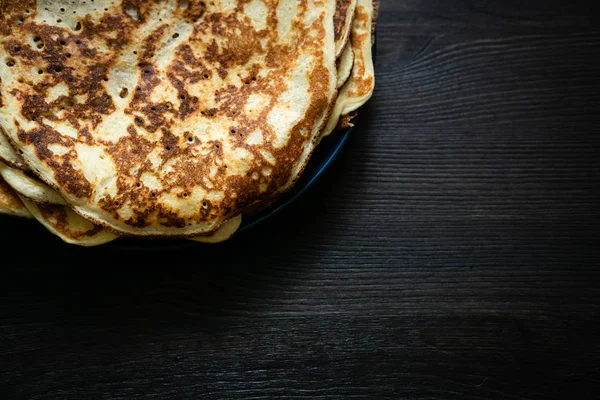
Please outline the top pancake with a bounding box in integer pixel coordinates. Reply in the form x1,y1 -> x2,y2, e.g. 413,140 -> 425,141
0,0 -> 338,237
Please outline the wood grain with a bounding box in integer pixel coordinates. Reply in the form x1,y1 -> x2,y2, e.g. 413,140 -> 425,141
1,1 -> 599,399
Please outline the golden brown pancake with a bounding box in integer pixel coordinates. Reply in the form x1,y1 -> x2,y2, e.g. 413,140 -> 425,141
0,1 -> 377,245
1,0 -> 338,237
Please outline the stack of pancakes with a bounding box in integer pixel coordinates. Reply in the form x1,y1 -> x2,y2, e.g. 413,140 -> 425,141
0,0 -> 376,246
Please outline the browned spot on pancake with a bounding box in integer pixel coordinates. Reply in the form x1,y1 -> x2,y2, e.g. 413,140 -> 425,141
3,14 -> 123,129
179,0 -> 207,22
200,12 -> 265,79
156,207 -> 187,228
167,61 -> 202,120
78,127 -> 94,144
123,26 -> 170,127
160,128 -> 181,161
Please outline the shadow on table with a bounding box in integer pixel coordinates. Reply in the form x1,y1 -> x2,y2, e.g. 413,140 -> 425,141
1,212 -> 317,321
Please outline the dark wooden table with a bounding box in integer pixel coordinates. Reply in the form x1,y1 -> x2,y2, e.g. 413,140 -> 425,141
1,1 -> 599,398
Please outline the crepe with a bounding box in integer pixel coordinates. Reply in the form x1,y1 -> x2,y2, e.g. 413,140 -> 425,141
17,197 -> 243,246
0,0 -> 376,246
334,0 -> 358,58
1,0 -> 338,237
321,0 -> 375,139
0,175 -> 31,218
0,127 -> 30,171
18,195 -> 119,246
0,161 -> 68,205
336,43 -> 355,88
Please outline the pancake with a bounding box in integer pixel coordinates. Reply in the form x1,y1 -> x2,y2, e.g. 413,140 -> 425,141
0,161 -> 68,205
336,42 -> 355,89
0,175 -> 31,218
190,214 -> 243,243
0,127 -> 30,171
334,0 -> 357,58
1,0 -> 338,238
18,195 -> 119,246
321,0 -> 375,139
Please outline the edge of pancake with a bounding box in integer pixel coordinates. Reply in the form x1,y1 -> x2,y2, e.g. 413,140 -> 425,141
336,42 -> 355,89
320,0 -> 375,140
0,160 -> 68,205
0,175 -> 32,218
0,126 -> 30,171
334,0 -> 358,58
334,0 -> 377,130
18,195 -> 119,246
189,213 -> 242,243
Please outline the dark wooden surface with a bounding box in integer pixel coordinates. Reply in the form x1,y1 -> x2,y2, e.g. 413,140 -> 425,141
1,1 -> 599,398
